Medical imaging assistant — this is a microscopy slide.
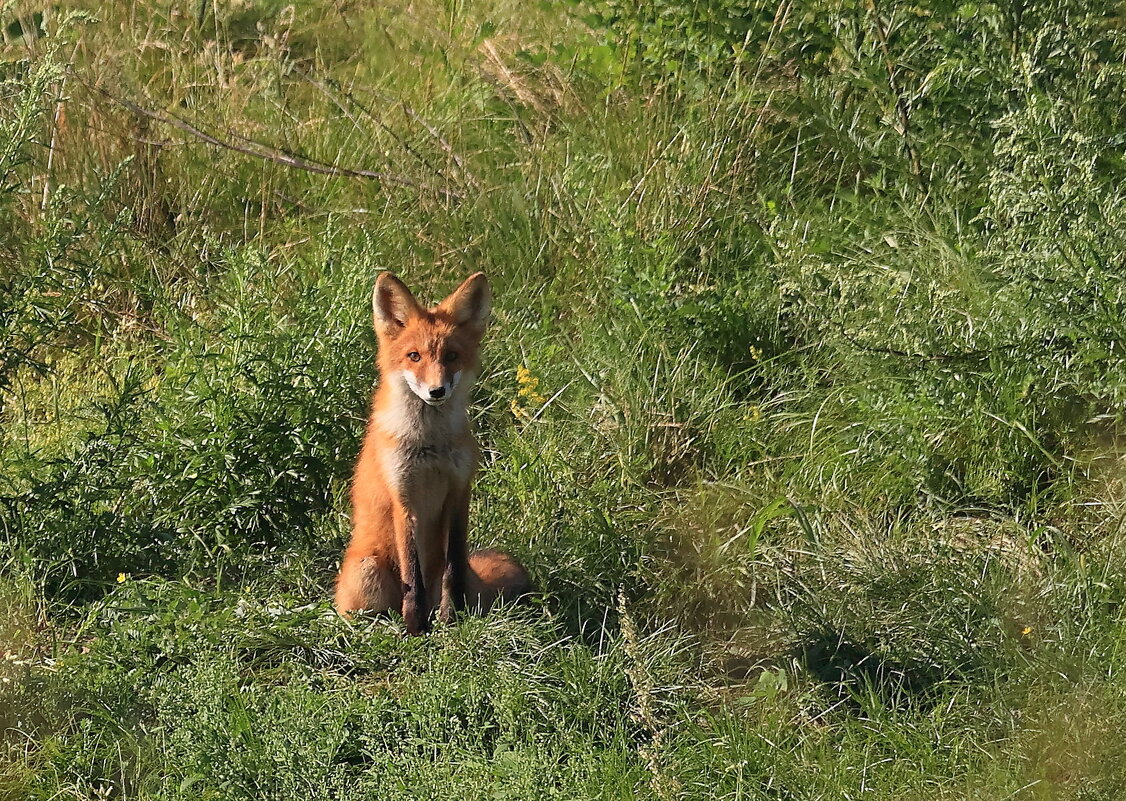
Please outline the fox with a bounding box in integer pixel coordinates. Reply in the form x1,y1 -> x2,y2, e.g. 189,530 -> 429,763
335,271 -> 531,633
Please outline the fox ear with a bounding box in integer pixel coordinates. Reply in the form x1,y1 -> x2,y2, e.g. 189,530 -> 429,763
439,272 -> 491,335
372,273 -> 421,336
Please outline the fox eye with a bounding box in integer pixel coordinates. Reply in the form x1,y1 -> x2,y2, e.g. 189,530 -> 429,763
443,351 -> 458,363
407,351 -> 421,362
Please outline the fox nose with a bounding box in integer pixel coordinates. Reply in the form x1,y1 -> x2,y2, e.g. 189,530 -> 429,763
429,386 -> 446,400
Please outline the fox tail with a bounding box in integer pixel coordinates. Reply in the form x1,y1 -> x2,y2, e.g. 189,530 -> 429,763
466,548 -> 533,613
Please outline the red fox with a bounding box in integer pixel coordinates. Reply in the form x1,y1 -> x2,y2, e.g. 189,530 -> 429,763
335,271 -> 531,633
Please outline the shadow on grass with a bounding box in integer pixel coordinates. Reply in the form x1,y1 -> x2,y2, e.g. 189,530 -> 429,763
800,629 -> 949,712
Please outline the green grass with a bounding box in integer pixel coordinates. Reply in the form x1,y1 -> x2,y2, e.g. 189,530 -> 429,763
3,0 -> 1126,797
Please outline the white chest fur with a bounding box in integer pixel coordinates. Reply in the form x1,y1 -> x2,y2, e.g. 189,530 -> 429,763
373,378 -> 476,497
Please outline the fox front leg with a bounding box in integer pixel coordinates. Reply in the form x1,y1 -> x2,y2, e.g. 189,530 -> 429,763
396,509 -> 431,635
401,540 -> 430,634
439,492 -> 470,624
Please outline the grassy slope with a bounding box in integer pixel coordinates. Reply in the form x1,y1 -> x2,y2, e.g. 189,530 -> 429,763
2,0 -> 1126,798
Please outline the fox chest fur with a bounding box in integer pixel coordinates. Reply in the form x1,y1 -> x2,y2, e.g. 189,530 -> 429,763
370,393 -> 477,511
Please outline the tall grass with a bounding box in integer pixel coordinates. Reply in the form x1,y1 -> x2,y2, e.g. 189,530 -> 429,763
3,0 -> 1126,797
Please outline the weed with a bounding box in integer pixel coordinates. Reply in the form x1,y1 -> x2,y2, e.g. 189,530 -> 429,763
2,0 -> 1126,796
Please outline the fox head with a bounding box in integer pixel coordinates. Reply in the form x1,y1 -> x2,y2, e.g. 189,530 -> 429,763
372,272 -> 491,408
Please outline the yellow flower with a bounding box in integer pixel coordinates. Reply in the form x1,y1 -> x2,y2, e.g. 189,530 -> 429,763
748,345 -> 763,361
512,365 -> 547,422
516,365 -> 547,405
116,572 -> 128,584
1021,626 -> 1032,636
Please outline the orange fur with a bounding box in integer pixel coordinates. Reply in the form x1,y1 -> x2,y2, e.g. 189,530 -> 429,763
335,272 -> 530,633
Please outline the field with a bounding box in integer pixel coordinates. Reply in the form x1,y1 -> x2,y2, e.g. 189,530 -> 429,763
3,0 -> 1126,798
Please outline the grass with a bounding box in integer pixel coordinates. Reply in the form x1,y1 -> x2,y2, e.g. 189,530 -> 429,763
3,0 -> 1126,797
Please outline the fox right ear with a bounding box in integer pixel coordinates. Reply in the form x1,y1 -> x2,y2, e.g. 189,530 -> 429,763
372,273 -> 421,336
438,272 -> 491,337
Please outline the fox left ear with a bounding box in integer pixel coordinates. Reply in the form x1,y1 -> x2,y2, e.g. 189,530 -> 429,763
439,272 -> 491,336
372,272 -> 422,338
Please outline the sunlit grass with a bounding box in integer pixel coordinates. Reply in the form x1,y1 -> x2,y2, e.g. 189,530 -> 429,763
2,0 -> 1126,797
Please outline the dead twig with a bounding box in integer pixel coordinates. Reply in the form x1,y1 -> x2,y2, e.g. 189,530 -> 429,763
298,71 -> 457,190
357,86 -> 482,190
74,73 -> 463,201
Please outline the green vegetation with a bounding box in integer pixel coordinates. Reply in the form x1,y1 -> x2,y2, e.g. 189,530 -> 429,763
3,0 -> 1126,797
